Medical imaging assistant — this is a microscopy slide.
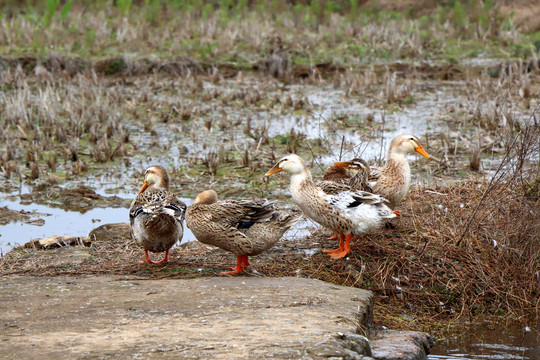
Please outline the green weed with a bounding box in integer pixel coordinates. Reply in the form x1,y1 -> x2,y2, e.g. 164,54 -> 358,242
117,0 -> 133,17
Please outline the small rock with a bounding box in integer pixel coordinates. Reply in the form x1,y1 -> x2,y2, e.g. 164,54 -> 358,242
336,333 -> 372,357
24,235 -> 91,250
89,222 -> 130,242
370,329 -> 433,360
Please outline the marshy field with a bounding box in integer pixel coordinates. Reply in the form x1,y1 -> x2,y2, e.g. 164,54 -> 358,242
0,0 -> 539,358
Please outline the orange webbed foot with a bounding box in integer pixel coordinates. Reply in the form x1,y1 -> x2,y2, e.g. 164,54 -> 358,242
327,234 -> 352,260
329,250 -> 350,259
220,268 -> 244,275
153,250 -> 170,264
140,249 -> 169,264
323,247 -> 342,254
327,232 -> 339,240
220,255 -> 248,275
140,249 -> 160,264
323,233 -> 344,254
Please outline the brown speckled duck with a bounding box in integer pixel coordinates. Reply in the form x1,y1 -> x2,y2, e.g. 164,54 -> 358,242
185,190 -> 302,275
369,135 -> 430,210
266,154 -> 395,259
129,165 -> 186,264
323,157 -> 372,192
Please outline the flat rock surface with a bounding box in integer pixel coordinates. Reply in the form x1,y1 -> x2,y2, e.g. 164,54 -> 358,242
0,275 -> 374,359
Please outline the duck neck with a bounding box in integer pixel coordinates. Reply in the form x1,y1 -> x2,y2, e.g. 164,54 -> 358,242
385,151 -> 410,177
146,182 -> 167,193
290,170 -> 312,193
387,150 -> 408,162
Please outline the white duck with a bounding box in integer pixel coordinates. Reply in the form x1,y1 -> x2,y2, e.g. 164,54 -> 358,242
265,154 -> 396,259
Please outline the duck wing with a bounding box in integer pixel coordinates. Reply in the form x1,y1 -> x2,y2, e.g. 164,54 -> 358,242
348,166 -> 373,192
129,190 -> 186,225
205,199 -> 275,229
326,190 -> 389,211
316,180 -> 389,209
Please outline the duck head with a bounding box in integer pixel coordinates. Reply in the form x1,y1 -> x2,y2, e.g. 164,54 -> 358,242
389,135 -> 430,159
332,158 -> 370,176
139,165 -> 170,193
265,154 -> 306,176
194,190 -> 219,205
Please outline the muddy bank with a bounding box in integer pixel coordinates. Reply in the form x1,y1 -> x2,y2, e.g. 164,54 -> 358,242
3,53 -> 517,81
1,178 -> 538,358
17,185 -> 131,212
0,206 -> 47,226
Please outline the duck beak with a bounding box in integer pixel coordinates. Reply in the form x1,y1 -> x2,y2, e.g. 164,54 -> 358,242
265,164 -> 282,176
333,161 -> 351,169
415,144 -> 430,159
138,181 -> 149,194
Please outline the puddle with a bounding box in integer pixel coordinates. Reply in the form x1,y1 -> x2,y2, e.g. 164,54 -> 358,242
0,198 -> 198,254
429,323 -> 539,360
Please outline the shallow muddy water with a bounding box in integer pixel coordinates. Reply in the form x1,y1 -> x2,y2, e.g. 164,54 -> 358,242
1,74 -> 537,252
429,322 -> 539,360
0,197 -> 199,254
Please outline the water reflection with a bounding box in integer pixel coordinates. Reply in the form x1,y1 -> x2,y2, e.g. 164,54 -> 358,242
429,323 -> 539,360
0,198 -> 197,254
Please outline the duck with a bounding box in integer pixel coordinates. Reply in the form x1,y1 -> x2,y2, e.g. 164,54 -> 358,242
330,135 -> 430,211
371,134 -> 430,210
323,157 -> 372,192
322,158 -> 373,241
265,154 -> 396,259
185,190 -> 302,275
129,165 -> 186,264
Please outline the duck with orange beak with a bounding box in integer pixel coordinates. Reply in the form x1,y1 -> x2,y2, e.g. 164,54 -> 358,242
367,134 -> 430,210
129,165 -> 186,264
265,154 -> 395,259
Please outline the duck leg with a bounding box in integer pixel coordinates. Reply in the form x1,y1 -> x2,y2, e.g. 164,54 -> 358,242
140,249 -> 159,264
329,234 -> 352,259
154,250 -> 170,264
323,234 -> 345,254
221,255 -> 248,275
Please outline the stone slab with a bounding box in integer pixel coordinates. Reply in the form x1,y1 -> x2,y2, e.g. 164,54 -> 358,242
0,275 -> 374,359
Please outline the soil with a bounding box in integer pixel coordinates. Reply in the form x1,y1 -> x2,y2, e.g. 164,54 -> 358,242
0,206 -> 47,226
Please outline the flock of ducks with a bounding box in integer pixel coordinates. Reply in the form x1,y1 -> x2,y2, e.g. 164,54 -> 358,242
129,134 -> 431,274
